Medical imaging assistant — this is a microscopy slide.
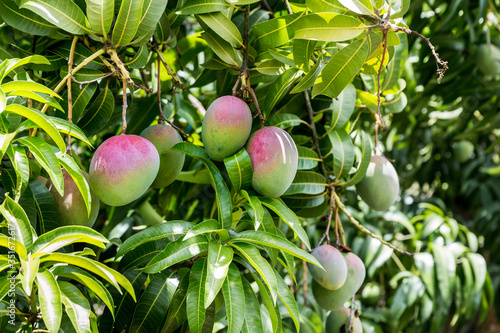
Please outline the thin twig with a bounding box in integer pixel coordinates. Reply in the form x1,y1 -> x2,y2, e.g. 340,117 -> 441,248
121,80 -> 128,134
303,90 -> 328,180
155,47 -> 185,90
232,74 -> 241,96
319,187 -> 335,246
334,205 -> 340,247
284,0 -> 293,14
72,69 -> 118,88
140,70 -> 150,91
175,44 -> 184,71
66,36 -> 78,154
260,0 -> 274,18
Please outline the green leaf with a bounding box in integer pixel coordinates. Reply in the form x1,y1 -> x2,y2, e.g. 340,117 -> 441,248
466,253 -> 487,293
112,0 -> 144,46
131,270 -> 178,333
312,37 -> 369,98
240,190 -> 264,229
275,271 -> 300,332
433,245 -> 456,305
290,59 -> 325,94
31,226 -> 108,254
119,239 -> 169,272
223,148 -> 253,193
176,0 -> 233,15
414,253 -> 435,299
205,241 -> 234,308
126,45 -> 150,69
294,13 -> 365,42
284,171 -> 327,195
1,80 -> 60,98
327,127 -> 355,179
143,235 -> 209,274
230,242 -> 278,304
155,12 -> 171,43
0,88 -> 5,113
201,30 -> 242,67
7,91 -> 62,112
0,133 -> 16,160
39,253 -> 136,300
161,268 -> 190,333
330,83 -> 356,129
16,137 -> 64,196
20,256 -> 39,296
134,0 -> 168,41
6,145 -> 30,195
241,277 -> 263,333
267,113 -> 307,129
20,0 -> 92,35
77,87 -> 114,136
172,142 -> 232,229
253,12 -> 303,49
116,221 -> 193,257
47,117 -> 92,146
297,146 -> 320,170
340,130 -> 372,187
222,263 -> 245,333
0,56 -> 50,83
187,258 -> 208,333
0,0 -> 57,36
197,12 -> 243,48
58,281 -> 91,333
263,68 -> 302,117
36,268 -> 62,333
52,266 -> 115,317
260,197 -> 311,250
0,234 -> 27,259
86,0 -> 114,38
4,104 -> 65,152
231,230 -> 322,267
61,83 -> 98,122
293,39 -> 316,71
338,0 -> 375,16
306,0 -> 347,13
183,219 -> 223,240
30,180 -> 59,234
0,195 -> 34,255
112,271 -> 147,332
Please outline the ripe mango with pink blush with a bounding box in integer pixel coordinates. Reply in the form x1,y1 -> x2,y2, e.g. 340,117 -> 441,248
308,244 -> 347,290
202,96 -> 253,161
50,169 -> 100,227
246,126 -> 298,198
140,124 -> 185,188
89,135 -> 160,206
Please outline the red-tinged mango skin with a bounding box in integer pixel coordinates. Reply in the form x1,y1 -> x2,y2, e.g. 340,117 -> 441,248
307,245 -> 347,290
355,155 -> 399,211
140,124 -> 185,188
50,170 -> 100,227
326,308 -> 363,333
246,126 -> 298,198
313,252 -> 366,311
89,135 -> 160,206
202,96 -> 252,161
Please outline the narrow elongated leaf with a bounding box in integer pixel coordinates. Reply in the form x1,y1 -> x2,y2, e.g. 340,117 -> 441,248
294,13 -> 365,42
341,130 -> 372,187
467,253 -> 487,292
135,0 -> 168,41
58,281 -> 91,333
433,245 -> 456,305
0,56 -> 50,82
240,190 -> 264,230
222,263 -> 245,333
155,12 -> 171,42
197,13 -> 244,48
77,87 -> 114,136
36,268 -> 62,333
260,197 -> 311,250
223,148 -> 253,192
20,256 -> 39,296
267,113 -> 306,129
0,0 -> 58,36
312,38 -> 369,98
330,83 -> 356,129
253,13 -> 303,49
29,180 -> 59,233
230,242 -> 277,303
293,39 -> 316,71
0,234 -> 27,259
241,277 -> 263,333
144,235 -> 209,274
161,269 -> 190,333
61,82 -> 98,122
201,30 -> 242,67
187,258 -> 208,333
112,271 -> 147,332
1,80 -> 60,98
8,91 -> 62,111
131,270 -> 178,333
0,88 -> 5,113
338,0 -> 375,16
306,0 -> 347,13
176,0 -> 232,15
6,145 -> 30,195
47,117 -> 92,146
5,104 -> 65,152
20,0 -> 92,35
116,221 -> 193,257
32,226 -> 107,254
0,195 -> 34,254
284,171 -> 327,195
275,271 -> 299,332
119,239 -> 169,272
0,133 -> 16,160
290,59 -> 325,94
127,45 -> 150,69
205,241 -> 234,308
86,0 -> 114,38
263,68 -> 301,117
327,128 -> 355,179
183,219 -> 222,240
112,0 -> 144,46
297,146 -> 320,170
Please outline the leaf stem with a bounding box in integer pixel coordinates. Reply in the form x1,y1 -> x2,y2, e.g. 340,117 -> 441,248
121,79 -> 127,135
154,46 -> 185,90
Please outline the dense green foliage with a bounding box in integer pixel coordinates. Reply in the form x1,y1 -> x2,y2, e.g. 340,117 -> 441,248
0,0 -> 498,332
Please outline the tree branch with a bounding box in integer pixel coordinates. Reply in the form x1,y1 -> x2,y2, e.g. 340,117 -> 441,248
66,36 -> 78,154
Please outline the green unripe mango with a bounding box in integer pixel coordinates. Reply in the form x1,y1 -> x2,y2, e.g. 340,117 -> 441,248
325,308 -> 363,333
307,245 -> 347,290
452,140 -> 474,163
202,96 -> 253,161
140,124 -> 185,188
477,44 -> 500,76
355,156 -> 399,211
361,282 -> 380,305
49,169 -> 100,227
312,252 -> 365,311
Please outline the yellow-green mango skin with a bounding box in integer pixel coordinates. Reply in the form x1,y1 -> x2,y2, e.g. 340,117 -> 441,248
355,156 -> 399,211
453,140 -> 474,163
307,245 -> 347,290
89,135 -> 160,207
246,126 -> 298,198
477,44 -> 500,76
313,252 -> 365,311
202,96 -> 252,161
141,124 -> 185,188
50,170 -> 100,227
325,308 -> 363,333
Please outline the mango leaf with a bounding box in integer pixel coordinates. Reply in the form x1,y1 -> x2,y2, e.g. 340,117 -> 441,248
20,0 -> 92,35
293,39 -> 316,71
20,256 -> 39,296
58,281 -> 91,333
253,12 -> 303,49
1,80 -> 61,98
340,130 -> 372,187
197,12 -> 244,48
155,12 -> 171,43
330,83 -> 356,129
61,82 -> 98,122
338,0 -> 375,16
0,55 -> 50,83
297,146 -> 320,170
0,234 -> 27,259
143,235 -> 209,274
30,180 -> 59,234
77,87 -> 114,137
223,148 -> 253,192
135,0 -> 168,41
187,258 -> 208,333
327,127 -> 355,180
414,253 -> 435,299
36,268 -> 62,333
254,59 -> 287,76
6,145 -> 29,195
161,268 -> 190,333
0,0 -> 58,36
31,226 -> 107,254
7,91 -> 62,112
290,59 -> 325,94
205,241 -> 234,308
131,270 -> 178,333
263,68 -> 302,117
267,113 -> 307,129
306,0 -> 347,13
312,38 -> 369,98
433,245 -> 456,305
241,277 -> 264,333
112,271 -> 148,332
240,190 -> 264,229
0,195 -> 34,254
126,45 -> 150,69
294,13 -> 365,42
116,221 -> 193,257
183,219 -> 223,240
230,242 -> 278,304
119,239 -> 169,272
176,0 -> 233,15
86,0 -> 114,38
172,142 -> 232,229
466,253 -> 487,293
0,88 -> 5,113
112,0 -> 144,46
201,30 -> 242,67
260,197 -> 311,250
275,271 -> 299,332
223,263 -> 245,333
284,171 -> 327,195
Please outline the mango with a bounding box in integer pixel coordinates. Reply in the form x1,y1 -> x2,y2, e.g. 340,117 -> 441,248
246,126 -> 298,198
307,245 -> 347,290
89,135 -> 160,206
140,124 -> 185,188
326,308 -> 363,333
50,169 -> 100,227
452,140 -> 474,163
312,252 -> 365,311
477,44 -> 500,76
202,96 -> 253,161
355,156 -> 399,211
